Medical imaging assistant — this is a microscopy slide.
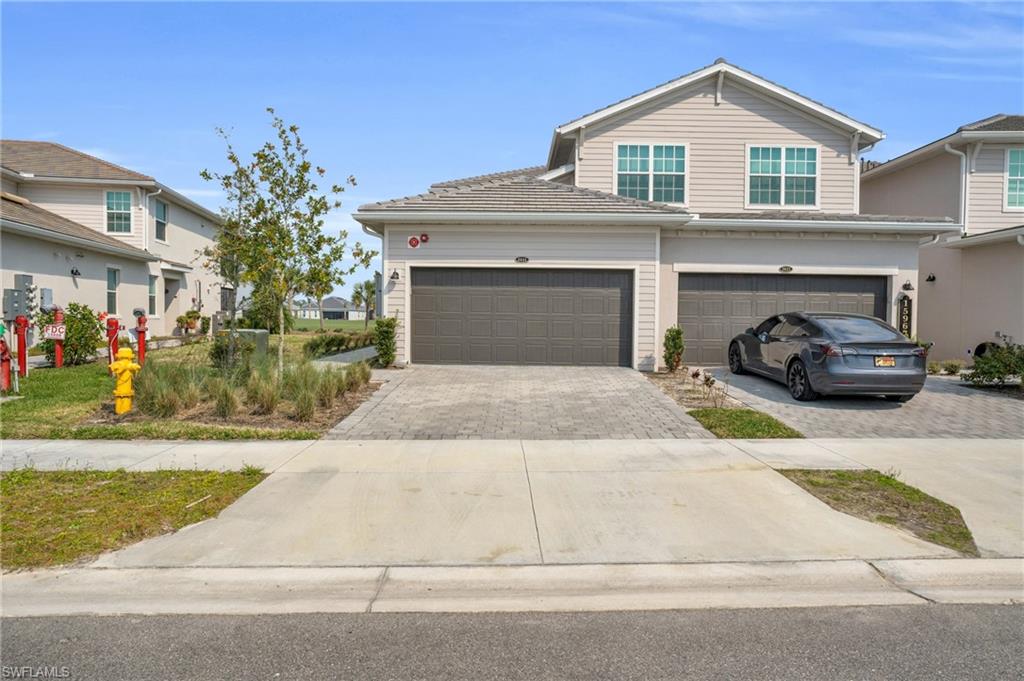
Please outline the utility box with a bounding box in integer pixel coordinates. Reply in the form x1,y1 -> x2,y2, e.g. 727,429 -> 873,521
40,288 -> 53,310
3,288 -> 24,320
235,329 -> 269,358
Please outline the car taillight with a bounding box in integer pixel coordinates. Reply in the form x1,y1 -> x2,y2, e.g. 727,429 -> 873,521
912,346 -> 928,358
821,343 -> 843,358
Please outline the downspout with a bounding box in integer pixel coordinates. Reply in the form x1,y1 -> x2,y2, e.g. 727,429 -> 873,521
143,187 -> 163,252
943,144 -> 968,235
851,132 -> 861,213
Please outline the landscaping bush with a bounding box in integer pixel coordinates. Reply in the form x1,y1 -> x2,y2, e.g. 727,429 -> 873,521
34,303 -> 104,366
351,361 -> 372,387
209,331 -> 255,373
200,316 -> 211,335
374,317 -> 398,367
927,362 -> 941,375
963,343 -> 1024,386
135,361 -> 204,417
663,326 -> 684,372
293,387 -> 317,421
941,359 -> 965,376
245,372 -> 280,415
303,331 -> 375,358
283,362 -> 320,399
205,376 -> 239,418
316,372 -> 335,409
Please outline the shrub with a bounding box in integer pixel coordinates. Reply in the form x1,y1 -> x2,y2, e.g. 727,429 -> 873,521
293,388 -> 316,421
302,331 -> 375,358
209,331 -> 255,373
351,361 -> 372,387
927,362 -> 942,375
34,303 -> 104,366
200,316 -> 211,335
135,361 -> 204,417
941,359 -> 965,376
282,362 -> 320,399
245,372 -> 280,415
663,326 -> 684,372
206,376 -> 239,418
964,343 -> 1024,386
374,317 -> 398,367
316,373 -> 335,409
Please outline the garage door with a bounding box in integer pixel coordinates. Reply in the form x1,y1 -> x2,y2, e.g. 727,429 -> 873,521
411,268 -> 633,366
678,273 -> 888,365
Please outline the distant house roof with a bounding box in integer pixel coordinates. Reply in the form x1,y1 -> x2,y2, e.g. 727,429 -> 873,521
862,113 -> 1024,180
1,193 -> 157,261
322,296 -> 356,311
1,140 -> 153,181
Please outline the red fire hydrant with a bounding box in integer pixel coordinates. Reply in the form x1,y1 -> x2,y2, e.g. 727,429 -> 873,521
135,313 -> 148,365
106,316 -> 121,365
53,306 -> 65,368
14,315 -> 29,378
0,335 -> 12,392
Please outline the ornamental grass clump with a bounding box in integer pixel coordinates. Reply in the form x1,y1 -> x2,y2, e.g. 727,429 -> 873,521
135,361 -> 204,417
206,376 -> 239,418
293,388 -> 317,422
245,372 -> 280,416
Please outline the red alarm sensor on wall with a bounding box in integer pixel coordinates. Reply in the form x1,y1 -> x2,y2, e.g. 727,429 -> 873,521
407,236 -> 420,248
420,233 -> 429,243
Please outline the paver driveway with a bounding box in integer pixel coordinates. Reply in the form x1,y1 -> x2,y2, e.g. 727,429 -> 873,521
709,370 -> 1024,438
329,366 -> 711,440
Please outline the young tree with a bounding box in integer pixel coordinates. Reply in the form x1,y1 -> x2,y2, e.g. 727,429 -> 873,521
207,108 -> 376,373
351,279 -> 376,329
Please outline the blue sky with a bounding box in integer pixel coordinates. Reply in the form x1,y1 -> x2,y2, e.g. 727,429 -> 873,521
3,1 -> 1022,297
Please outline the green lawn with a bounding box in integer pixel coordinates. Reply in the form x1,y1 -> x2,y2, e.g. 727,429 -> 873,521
1,467 -> 266,570
292,318 -> 370,333
781,469 -> 979,556
0,362 -> 317,440
688,408 -> 804,439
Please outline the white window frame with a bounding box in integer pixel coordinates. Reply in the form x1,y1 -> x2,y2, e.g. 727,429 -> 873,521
154,199 -> 169,242
104,190 -> 133,234
744,143 -> 821,210
612,140 -> 690,207
148,275 -> 160,317
106,267 -> 120,314
1004,147 -> 1024,212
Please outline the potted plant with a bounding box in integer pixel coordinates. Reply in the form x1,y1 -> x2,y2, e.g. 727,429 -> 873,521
176,314 -> 189,334
185,309 -> 201,331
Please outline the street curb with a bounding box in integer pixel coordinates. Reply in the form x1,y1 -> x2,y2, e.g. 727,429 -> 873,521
2,559 -> 1020,617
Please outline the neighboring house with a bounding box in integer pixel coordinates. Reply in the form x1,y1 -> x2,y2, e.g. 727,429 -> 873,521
1,141 -> 224,338
290,299 -> 320,320
355,59 -> 955,370
861,115 -> 1024,361
323,296 -> 365,321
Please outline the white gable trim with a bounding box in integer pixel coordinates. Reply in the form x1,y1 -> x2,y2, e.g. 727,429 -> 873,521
555,61 -> 884,143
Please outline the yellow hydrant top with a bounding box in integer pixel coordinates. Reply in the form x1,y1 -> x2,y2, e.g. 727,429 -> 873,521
110,347 -> 141,414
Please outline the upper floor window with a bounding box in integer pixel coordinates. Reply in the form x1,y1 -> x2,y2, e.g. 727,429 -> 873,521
616,143 -> 687,203
1007,148 -> 1024,210
154,200 -> 168,241
748,146 -> 818,208
106,191 -> 132,233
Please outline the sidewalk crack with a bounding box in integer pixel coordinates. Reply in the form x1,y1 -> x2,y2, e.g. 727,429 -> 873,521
365,566 -> 390,613
867,560 -> 936,604
520,440 -> 546,564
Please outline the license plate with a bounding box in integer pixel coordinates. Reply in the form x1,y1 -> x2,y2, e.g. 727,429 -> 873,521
874,356 -> 896,367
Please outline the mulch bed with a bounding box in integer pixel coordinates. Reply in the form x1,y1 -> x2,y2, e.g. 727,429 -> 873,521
85,381 -> 382,433
647,370 -> 744,409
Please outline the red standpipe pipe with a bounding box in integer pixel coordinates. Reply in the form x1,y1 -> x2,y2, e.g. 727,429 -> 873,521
53,307 -> 65,368
136,314 -> 148,365
14,315 -> 29,377
106,317 -> 121,364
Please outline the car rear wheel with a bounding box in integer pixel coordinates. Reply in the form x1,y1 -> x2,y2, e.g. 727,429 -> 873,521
884,394 -> 914,403
787,360 -> 818,401
728,343 -> 746,374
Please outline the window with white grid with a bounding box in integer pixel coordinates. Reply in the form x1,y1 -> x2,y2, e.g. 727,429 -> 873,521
1007,148 -> 1024,209
616,143 -> 686,203
748,146 -> 818,207
106,191 -> 132,233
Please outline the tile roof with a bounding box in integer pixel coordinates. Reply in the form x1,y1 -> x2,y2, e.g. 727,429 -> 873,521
359,175 -> 691,215
697,211 -> 956,224
1,194 -> 155,258
1,140 -> 152,181
959,114 -> 1024,132
430,165 -> 547,189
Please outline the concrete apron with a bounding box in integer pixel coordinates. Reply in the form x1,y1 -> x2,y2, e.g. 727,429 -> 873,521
89,439 -> 958,569
3,559 -> 1022,616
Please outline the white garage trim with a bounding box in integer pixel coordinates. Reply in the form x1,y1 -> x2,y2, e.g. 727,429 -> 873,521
671,263 -> 900,276
402,261 -> 643,370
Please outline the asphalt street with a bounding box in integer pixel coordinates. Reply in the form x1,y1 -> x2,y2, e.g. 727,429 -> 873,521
2,605 -> 1021,680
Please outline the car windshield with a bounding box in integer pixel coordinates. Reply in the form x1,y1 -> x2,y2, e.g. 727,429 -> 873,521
815,316 -> 905,342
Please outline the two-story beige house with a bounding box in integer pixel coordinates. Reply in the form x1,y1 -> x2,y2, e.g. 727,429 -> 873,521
355,59 -> 956,370
1,141 -> 224,337
861,115 -> 1024,362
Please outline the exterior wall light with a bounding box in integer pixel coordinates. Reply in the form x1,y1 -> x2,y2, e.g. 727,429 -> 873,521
70,267 -> 81,277
925,273 -> 936,282
902,280 -> 915,291
389,269 -> 400,281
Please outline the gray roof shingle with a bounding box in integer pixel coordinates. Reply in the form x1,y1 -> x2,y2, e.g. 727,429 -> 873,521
359,175 -> 690,215
430,166 -> 547,189
959,114 -> 1024,132
1,140 -> 152,181
1,194 -> 155,258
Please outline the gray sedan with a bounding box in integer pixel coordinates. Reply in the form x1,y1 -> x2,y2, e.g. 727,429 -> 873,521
728,312 -> 927,402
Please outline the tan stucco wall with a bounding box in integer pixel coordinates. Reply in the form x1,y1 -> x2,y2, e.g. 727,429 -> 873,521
916,243 -> 963,361
656,231 -> 922,367
860,151 -> 960,220
576,78 -> 858,214
381,224 -> 660,370
968,144 -> 1024,234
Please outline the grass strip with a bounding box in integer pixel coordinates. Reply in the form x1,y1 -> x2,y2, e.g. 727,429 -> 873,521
688,407 -> 804,439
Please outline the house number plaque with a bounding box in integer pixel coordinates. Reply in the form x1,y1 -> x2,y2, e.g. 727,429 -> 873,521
898,296 -> 913,337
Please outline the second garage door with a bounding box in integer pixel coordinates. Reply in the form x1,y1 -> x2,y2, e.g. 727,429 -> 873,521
411,267 -> 633,366
678,273 -> 888,365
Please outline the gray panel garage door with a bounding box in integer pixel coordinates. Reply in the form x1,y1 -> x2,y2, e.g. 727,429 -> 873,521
411,268 -> 633,366
678,273 -> 888,365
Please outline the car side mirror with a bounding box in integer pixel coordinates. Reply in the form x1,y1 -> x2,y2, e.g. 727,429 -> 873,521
757,332 -> 769,344
745,327 -> 755,336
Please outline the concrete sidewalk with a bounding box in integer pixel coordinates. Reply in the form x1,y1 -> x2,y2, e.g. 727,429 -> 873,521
3,559 -> 1021,616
